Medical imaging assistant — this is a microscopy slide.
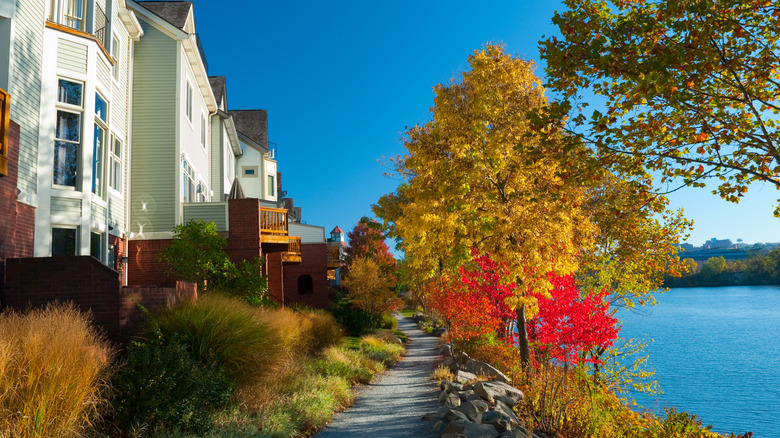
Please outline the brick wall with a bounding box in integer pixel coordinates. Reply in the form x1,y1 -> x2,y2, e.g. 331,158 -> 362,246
0,121 -> 35,301
265,251 -> 284,304
109,234 -> 127,284
284,243 -> 329,309
226,199 -> 262,262
127,239 -> 175,286
3,256 -> 196,342
4,256 -> 122,338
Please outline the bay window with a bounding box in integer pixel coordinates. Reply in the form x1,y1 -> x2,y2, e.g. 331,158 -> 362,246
54,79 -> 83,188
50,0 -> 86,31
92,93 -> 107,197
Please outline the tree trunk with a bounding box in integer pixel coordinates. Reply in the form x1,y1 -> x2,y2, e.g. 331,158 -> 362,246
517,305 -> 530,371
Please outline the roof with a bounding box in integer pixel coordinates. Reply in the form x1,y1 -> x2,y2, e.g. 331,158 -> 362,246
331,226 -> 344,234
209,76 -> 226,107
230,110 -> 268,149
137,1 -> 192,30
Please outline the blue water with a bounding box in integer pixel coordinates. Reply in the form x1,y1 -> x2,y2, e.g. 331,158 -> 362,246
619,286 -> 780,437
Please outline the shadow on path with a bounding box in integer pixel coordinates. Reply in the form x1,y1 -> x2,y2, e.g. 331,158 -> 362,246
315,315 -> 440,438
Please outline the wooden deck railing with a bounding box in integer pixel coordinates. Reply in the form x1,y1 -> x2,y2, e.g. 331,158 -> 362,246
260,207 -> 289,244
283,236 -> 302,263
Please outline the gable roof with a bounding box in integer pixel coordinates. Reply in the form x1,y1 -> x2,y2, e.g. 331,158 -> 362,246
137,1 -> 192,30
230,110 -> 268,150
209,76 -> 226,108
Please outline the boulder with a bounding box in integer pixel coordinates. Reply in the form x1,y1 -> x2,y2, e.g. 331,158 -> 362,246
465,359 -> 511,383
442,408 -> 470,423
434,406 -> 451,419
457,389 -> 476,401
433,326 -> 448,337
495,395 -> 521,408
494,400 -> 522,427
470,398 -> 489,413
455,400 -> 484,423
439,343 -> 454,357
443,381 -> 464,393
463,422 -> 501,438
442,419 -> 471,435
442,391 -> 461,408
481,411 -> 512,433
455,370 -> 478,384
441,433 -> 467,438
473,381 -> 524,405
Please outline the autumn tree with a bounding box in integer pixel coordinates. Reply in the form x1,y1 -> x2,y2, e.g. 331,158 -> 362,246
527,273 -> 618,370
341,257 -> 401,326
541,0 -> 780,214
345,217 -> 396,275
375,45 -> 599,368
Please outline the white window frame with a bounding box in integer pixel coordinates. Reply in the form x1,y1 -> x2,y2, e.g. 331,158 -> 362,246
111,35 -> 120,81
181,159 -> 196,203
267,174 -> 275,197
92,92 -> 108,198
185,81 -> 193,123
50,0 -> 86,31
52,226 -> 79,256
54,78 -> 84,189
200,112 -> 206,149
108,135 -> 122,194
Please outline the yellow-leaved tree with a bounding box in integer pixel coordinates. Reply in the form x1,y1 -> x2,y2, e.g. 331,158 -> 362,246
375,45 -> 598,367
375,45 -> 692,371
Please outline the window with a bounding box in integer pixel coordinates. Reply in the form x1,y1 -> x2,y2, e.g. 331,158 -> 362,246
267,174 -> 275,197
108,136 -> 122,192
185,81 -> 193,123
298,275 -> 313,295
200,113 -> 206,148
52,227 -> 77,256
50,0 -> 86,31
181,159 -> 195,202
92,93 -> 107,197
111,35 -> 120,80
54,79 -> 83,187
90,231 -> 103,261
196,180 -> 208,202
0,87 -> 9,178
242,166 -> 257,177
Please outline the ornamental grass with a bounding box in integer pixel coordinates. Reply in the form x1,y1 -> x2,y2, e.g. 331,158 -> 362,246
0,303 -> 113,438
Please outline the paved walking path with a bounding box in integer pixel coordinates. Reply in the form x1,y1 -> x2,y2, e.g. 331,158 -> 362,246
316,315 -> 440,438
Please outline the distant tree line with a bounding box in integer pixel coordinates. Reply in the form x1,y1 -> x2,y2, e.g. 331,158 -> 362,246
665,249 -> 780,287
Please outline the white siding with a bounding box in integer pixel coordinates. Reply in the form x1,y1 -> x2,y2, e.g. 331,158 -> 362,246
10,0 -> 45,195
57,38 -> 88,74
289,223 -> 326,244
178,44 -> 209,201
96,55 -> 111,89
130,20 -> 177,234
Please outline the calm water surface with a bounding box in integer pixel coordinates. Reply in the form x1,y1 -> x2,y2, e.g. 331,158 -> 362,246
619,286 -> 780,437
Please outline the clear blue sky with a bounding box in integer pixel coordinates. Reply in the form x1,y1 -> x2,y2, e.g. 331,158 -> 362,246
193,0 -> 779,248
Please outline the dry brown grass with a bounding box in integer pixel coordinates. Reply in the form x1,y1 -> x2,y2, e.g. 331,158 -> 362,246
0,303 -> 113,438
430,364 -> 455,383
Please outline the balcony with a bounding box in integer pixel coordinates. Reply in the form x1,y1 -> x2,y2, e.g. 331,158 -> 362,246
326,245 -> 342,269
282,236 -> 302,263
260,207 -> 289,244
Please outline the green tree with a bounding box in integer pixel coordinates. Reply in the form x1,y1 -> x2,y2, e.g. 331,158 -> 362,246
160,220 -> 230,290
702,256 -> 728,279
541,0 -> 780,214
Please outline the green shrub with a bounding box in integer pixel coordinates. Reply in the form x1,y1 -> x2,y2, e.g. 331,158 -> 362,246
159,220 -> 230,290
0,303 -> 113,438
216,257 -> 271,306
110,334 -> 232,436
359,335 -> 404,366
329,299 -> 381,336
143,294 -> 281,386
381,313 -> 398,329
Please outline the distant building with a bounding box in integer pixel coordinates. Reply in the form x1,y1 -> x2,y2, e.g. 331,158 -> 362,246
326,226 -> 346,286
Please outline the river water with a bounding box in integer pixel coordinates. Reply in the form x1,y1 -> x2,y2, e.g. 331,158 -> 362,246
619,286 -> 780,437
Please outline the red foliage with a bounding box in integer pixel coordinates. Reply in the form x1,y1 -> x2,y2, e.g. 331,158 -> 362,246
458,249 -> 516,335
346,217 -> 395,272
527,273 -> 618,365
